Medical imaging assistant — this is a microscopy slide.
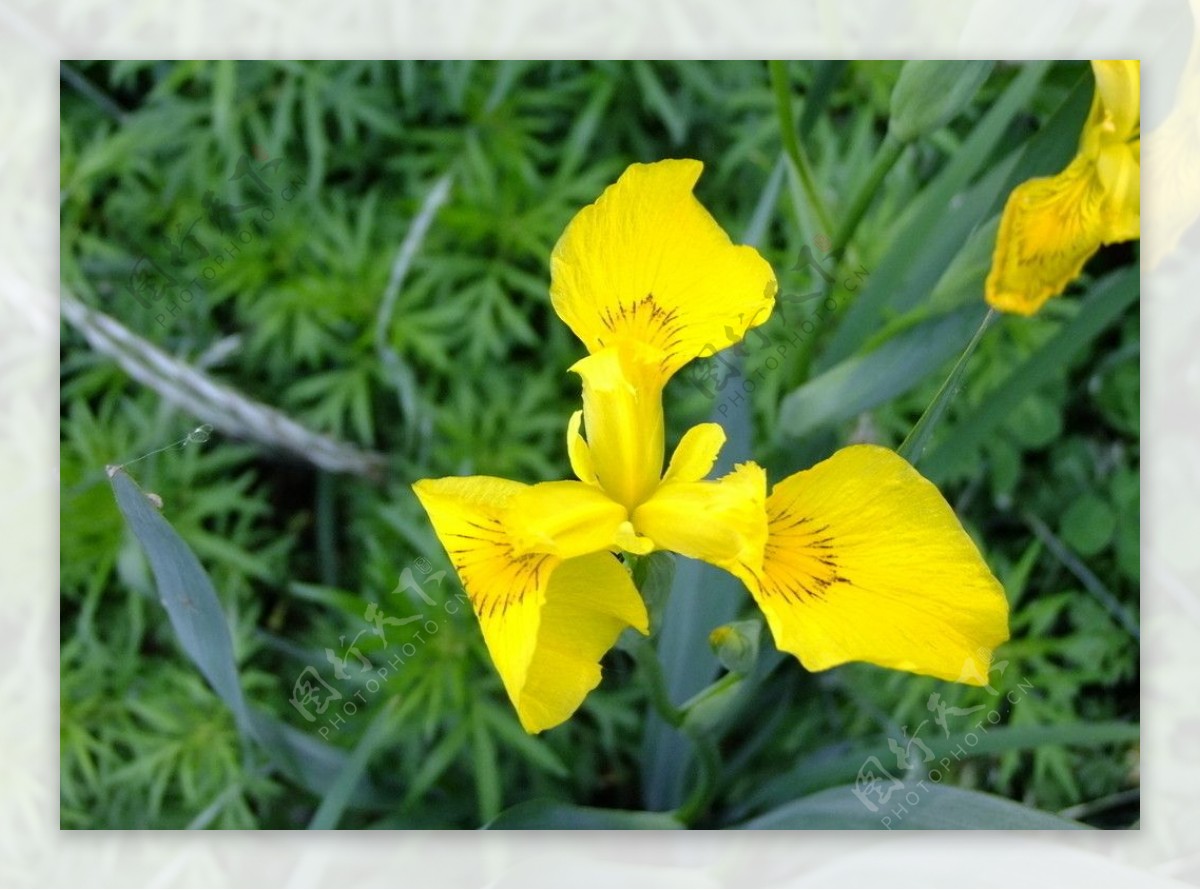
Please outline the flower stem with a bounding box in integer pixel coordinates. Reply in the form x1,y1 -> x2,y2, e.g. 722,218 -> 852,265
628,634 -> 684,727
769,60 -> 835,239
675,731 -> 720,825
627,634 -> 724,825
899,308 -> 996,466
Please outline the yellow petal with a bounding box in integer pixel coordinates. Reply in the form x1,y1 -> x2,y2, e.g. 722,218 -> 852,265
412,477 -> 551,622
412,477 -> 646,733
1097,139 -> 1141,242
735,445 -> 1009,685
500,552 -> 649,733
985,154 -> 1108,316
566,410 -> 597,485
633,461 -> 767,576
614,520 -> 655,555
508,480 -> 627,558
1090,60 -> 1140,141
662,422 -> 727,484
550,159 -> 778,382
571,344 -> 666,510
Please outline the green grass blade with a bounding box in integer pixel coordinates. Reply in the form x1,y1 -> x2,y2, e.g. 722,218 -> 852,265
798,61 -> 847,137
252,712 -> 388,809
898,309 -> 997,465
111,466 -> 387,812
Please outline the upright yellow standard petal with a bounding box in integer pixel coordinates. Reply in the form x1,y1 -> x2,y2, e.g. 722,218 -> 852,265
734,445 -> 1009,685
571,344 -> 666,510
634,462 -> 767,578
662,422 -> 727,484
1089,60 -> 1140,141
483,552 -> 648,734
1097,139 -> 1141,242
550,159 -> 778,383
566,410 -> 598,486
411,476 -> 645,732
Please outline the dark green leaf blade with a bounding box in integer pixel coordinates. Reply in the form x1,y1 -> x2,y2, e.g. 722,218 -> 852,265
779,306 -> 987,440
737,783 -> 1091,830
483,800 -> 684,830
109,468 -> 249,729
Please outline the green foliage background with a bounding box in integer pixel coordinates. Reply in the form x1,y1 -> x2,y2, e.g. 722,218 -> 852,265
60,60 -> 1139,829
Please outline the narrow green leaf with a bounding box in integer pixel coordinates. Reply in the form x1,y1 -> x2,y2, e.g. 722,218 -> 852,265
471,706 -> 503,824
111,467 -> 385,811
109,468 -> 249,730
735,721 -> 1140,817
769,59 -> 835,237
779,306 -> 986,440
798,61 -> 847,137
478,701 -> 570,779
403,721 -> 471,807
888,61 -> 995,143
631,61 -> 687,145
249,712 -> 387,809
737,783 -> 1091,829
898,309 -> 997,465
483,800 -> 684,830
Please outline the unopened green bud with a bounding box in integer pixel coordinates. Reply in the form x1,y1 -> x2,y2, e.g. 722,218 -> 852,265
708,619 -> 762,677
889,61 -> 994,143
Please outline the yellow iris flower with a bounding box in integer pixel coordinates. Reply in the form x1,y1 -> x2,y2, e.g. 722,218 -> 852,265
986,60 -> 1140,315
414,159 -> 1009,733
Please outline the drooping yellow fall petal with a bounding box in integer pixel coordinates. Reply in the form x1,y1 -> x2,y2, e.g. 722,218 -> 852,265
550,159 -> 777,383
662,422 -> 727,484
411,476 -> 645,732
633,462 -> 767,578
732,445 -> 1009,685
985,155 -> 1110,316
571,343 -> 666,510
486,552 -> 648,733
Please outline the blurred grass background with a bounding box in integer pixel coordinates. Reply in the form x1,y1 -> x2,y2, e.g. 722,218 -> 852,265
59,60 -> 1139,829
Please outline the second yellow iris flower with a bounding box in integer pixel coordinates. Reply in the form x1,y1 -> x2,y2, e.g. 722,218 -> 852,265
987,60 -> 1140,315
